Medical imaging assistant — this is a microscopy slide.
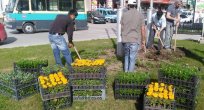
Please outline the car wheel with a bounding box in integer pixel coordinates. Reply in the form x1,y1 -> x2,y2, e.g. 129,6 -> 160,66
22,23 -> 35,34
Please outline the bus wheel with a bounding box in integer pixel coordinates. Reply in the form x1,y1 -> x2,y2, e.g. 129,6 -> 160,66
22,23 -> 35,34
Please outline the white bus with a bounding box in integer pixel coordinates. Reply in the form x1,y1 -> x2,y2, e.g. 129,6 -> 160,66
5,0 -> 88,33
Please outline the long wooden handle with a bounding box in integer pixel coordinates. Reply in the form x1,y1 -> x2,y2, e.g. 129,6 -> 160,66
74,46 -> 81,60
174,27 -> 178,51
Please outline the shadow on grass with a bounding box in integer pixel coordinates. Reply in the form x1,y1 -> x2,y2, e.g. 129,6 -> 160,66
178,47 -> 204,65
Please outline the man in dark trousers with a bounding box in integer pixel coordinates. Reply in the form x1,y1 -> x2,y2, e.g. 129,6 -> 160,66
49,9 -> 78,70
121,0 -> 146,72
164,0 -> 181,51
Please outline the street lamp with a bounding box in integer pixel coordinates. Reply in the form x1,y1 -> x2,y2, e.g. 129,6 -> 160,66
116,0 -> 124,57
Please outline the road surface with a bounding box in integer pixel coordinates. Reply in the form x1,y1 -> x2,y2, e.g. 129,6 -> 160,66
0,23 -> 201,49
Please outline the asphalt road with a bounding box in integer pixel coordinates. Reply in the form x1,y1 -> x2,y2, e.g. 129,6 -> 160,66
0,23 -> 117,48
0,23 -> 202,49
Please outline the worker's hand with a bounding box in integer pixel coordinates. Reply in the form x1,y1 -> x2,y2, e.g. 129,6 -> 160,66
152,25 -> 157,30
175,18 -> 180,24
68,42 -> 74,48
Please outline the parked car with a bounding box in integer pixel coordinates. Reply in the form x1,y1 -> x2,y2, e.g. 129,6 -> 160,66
0,23 -> 7,42
87,11 -> 106,24
180,14 -> 192,23
96,8 -> 117,23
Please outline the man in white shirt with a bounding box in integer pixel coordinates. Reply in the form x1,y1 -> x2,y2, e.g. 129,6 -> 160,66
147,7 -> 166,50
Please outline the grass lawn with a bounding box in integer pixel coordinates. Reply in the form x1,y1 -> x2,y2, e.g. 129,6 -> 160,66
0,38 -> 204,110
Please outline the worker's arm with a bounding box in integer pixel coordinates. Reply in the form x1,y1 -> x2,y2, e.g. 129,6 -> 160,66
67,21 -> 74,48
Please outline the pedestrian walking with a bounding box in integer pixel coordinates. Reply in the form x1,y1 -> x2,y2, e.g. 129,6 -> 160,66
121,0 -> 146,72
164,0 -> 181,51
48,9 -> 78,70
147,6 -> 166,50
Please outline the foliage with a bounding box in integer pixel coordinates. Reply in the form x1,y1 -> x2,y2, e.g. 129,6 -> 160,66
15,59 -> 48,68
0,70 -> 34,84
115,72 -> 149,84
73,66 -> 104,73
117,89 -> 143,96
42,65 -> 69,75
160,64 -> 198,80
73,90 -> 102,96
72,80 -> 102,86
44,97 -> 71,109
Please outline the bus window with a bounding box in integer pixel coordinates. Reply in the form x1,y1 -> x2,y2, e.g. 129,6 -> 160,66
46,0 -> 58,11
17,0 -> 29,11
73,0 -> 85,12
31,0 -> 46,11
59,0 -> 72,11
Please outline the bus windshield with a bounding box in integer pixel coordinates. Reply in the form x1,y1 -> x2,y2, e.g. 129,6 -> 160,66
6,0 -> 16,13
107,10 -> 116,15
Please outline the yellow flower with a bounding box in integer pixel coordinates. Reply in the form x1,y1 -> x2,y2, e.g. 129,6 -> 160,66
154,82 -> 159,86
160,83 -> 165,87
42,85 -> 48,89
169,94 -> 174,100
163,89 -> 168,94
38,76 -> 44,80
154,87 -> 159,92
159,93 -> 164,99
48,84 -> 52,88
152,93 -> 158,98
159,87 -> 164,92
148,84 -> 153,88
164,95 -> 168,99
44,76 -> 49,80
147,92 -> 153,96
148,88 -> 153,92
58,81 -> 62,84
168,86 -> 173,92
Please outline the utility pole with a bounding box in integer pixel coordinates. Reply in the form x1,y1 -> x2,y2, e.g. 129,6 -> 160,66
146,0 -> 154,46
116,0 -> 124,57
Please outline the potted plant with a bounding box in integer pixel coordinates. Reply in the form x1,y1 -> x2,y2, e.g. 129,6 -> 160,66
144,82 -> 175,110
0,70 -> 38,100
114,72 -> 150,100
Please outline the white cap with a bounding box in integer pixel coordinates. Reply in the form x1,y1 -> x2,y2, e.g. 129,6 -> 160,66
128,0 -> 137,5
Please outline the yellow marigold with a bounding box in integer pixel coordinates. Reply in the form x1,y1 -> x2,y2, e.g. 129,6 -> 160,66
44,76 -> 49,80
160,83 -> 165,87
159,87 -> 164,92
52,82 -> 57,86
57,71 -> 63,75
148,84 -> 153,88
147,92 -> 153,96
154,82 -> 159,86
58,81 -> 62,84
169,94 -> 174,100
38,76 -> 44,80
163,89 -> 168,94
154,87 -> 159,92
48,84 -> 52,88
152,93 -> 158,98
148,88 -> 153,92
168,86 -> 173,92
164,95 -> 168,99
42,85 -> 48,89
158,93 -> 164,99
40,80 -> 46,85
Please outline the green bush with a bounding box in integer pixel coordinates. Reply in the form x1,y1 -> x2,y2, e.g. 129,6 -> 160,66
159,64 -> 198,80
16,59 -> 48,68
